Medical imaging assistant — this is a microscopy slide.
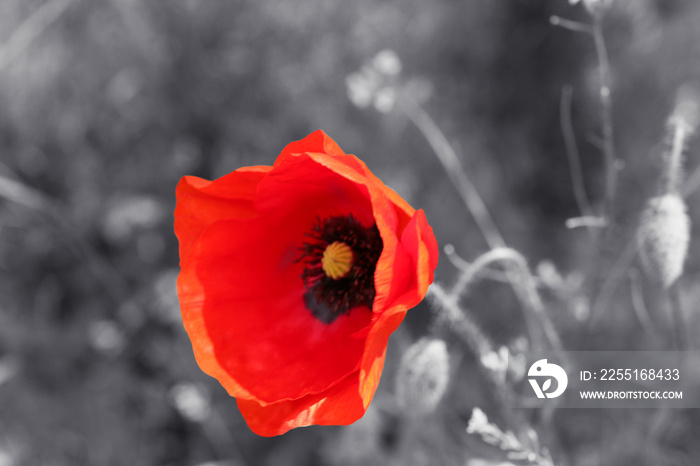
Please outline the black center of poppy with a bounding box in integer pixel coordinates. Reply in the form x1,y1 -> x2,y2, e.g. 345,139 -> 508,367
298,214 -> 383,323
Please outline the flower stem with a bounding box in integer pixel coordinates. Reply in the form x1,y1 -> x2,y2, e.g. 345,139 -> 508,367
399,97 -> 505,249
401,98 -> 562,353
560,85 -> 595,223
592,12 -> 619,220
450,248 -> 563,354
428,283 -> 494,359
668,284 -> 690,350
664,122 -> 687,194
549,15 -> 593,34
0,0 -> 75,71
628,268 -> 659,339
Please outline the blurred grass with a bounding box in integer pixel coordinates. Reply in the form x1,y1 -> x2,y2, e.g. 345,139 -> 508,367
1,0 -> 700,465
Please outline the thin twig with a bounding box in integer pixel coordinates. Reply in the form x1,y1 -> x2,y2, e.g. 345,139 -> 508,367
451,248 -> 519,298
592,12 -> 619,219
552,13 -> 618,218
444,244 -> 546,288
549,16 -> 593,34
590,237 -> 637,325
450,248 -> 563,354
428,284 -> 494,359
399,97 -> 505,249
560,85 -> 595,220
428,285 -> 542,454
443,244 -> 471,269
401,99 -> 563,352
664,123 -> 687,194
628,268 -> 658,338
668,284 -> 690,350
565,216 -> 607,229
451,248 -> 542,350
0,0 -> 76,71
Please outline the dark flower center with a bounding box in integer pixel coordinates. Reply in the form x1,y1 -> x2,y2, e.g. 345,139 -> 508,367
299,214 -> 383,323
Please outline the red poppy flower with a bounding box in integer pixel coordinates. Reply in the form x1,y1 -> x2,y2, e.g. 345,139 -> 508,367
174,130 -> 438,436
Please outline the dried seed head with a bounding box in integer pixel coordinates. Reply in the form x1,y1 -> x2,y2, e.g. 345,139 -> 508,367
637,194 -> 691,289
395,337 -> 450,416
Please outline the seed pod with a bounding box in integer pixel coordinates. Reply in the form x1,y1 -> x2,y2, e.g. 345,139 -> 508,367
637,194 -> 690,289
395,337 -> 450,416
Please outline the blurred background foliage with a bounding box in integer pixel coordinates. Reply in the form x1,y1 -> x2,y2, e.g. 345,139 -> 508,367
1,0 -> 700,465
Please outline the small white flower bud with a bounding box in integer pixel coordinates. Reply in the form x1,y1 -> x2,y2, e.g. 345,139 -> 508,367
372,49 -> 402,76
395,337 -> 450,416
466,407 -> 490,435
637,194 -> 691,289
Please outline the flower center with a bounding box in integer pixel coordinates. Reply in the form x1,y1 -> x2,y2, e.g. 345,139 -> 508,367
299,214 -> 383,324
322,241 -> 354,279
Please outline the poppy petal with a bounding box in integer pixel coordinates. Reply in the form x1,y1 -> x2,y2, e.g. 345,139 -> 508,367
177,241 -> 256,401
400,209 -> 439,299
175,167 -> 271,262
176,167 -> 272,401
255,153 -> 375,228
276,129 -> 347,162
192,215 -> 370,403
358,210 -> 438,405
237,371 -> 366,436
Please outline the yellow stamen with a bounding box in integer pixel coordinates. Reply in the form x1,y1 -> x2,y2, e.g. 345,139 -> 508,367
322,241 -> 354,280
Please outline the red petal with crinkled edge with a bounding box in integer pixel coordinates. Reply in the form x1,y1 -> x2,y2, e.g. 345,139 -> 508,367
237,369 -> 367,436
175,130 -> 439,436
176,167 -> 272,401
175,167 -> 271,262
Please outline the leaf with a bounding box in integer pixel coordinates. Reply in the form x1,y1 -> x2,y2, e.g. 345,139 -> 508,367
542,378 -> 552,392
